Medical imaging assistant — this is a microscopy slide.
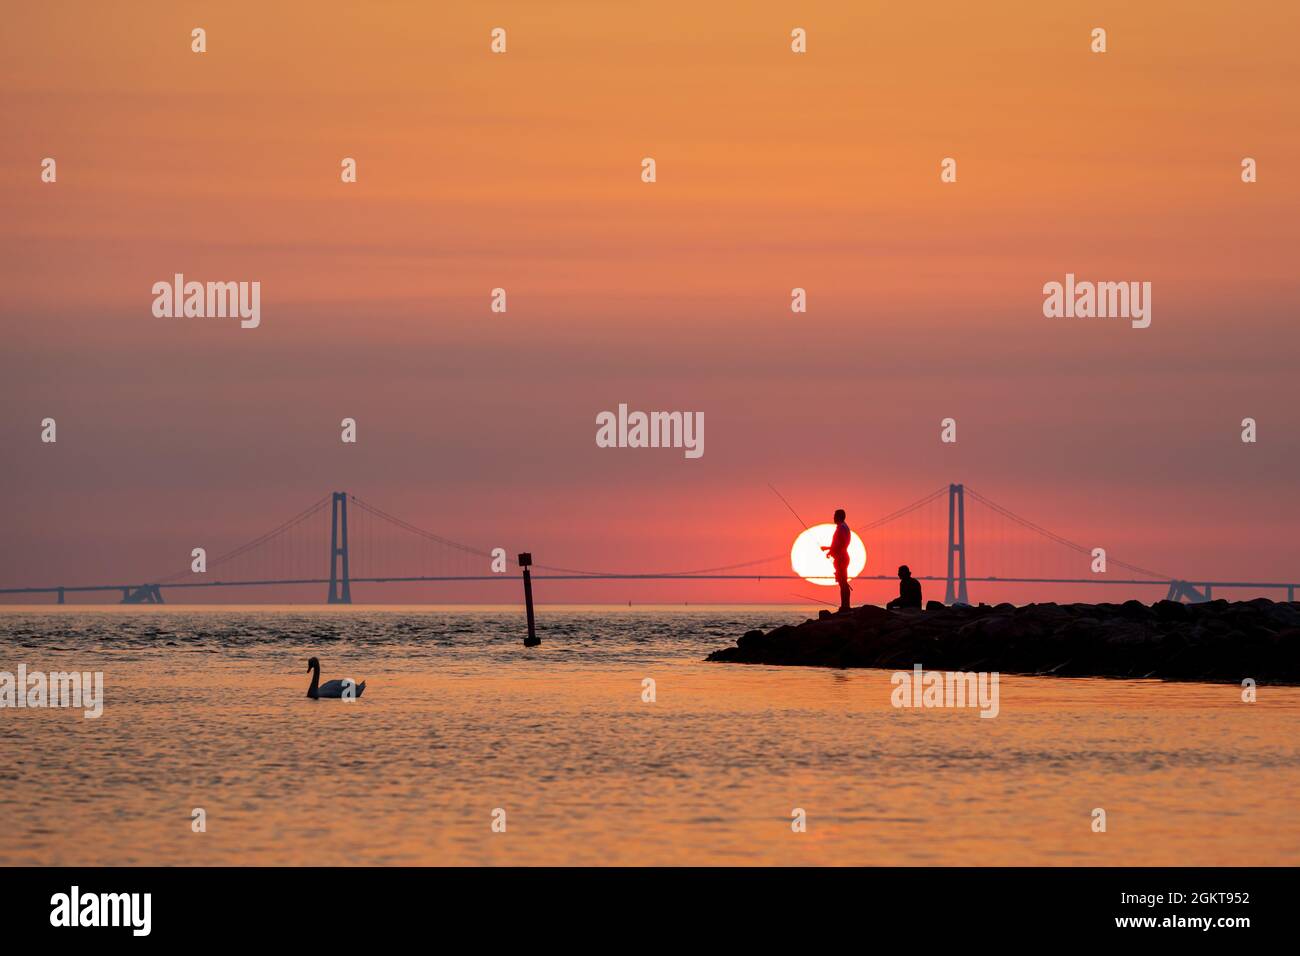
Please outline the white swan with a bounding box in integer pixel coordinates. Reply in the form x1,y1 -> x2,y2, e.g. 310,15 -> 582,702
306,657 -> 366,699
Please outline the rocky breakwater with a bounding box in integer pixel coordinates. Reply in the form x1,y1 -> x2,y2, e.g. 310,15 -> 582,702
706,598 -> 1300,683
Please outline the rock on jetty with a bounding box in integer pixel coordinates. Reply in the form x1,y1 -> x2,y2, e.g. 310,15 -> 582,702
706,599 -> 1300,684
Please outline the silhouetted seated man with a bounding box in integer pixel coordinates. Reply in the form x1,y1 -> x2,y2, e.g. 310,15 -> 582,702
886,565 -> 922,609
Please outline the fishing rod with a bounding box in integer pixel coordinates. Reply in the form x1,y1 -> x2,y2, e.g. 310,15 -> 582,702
767,483 -> 811,530
768,484 -> 839,569
791,591 -> 837,607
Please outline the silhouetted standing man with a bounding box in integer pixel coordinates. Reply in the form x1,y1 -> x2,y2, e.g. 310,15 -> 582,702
821,508 -> 852,613
887,565 -> 923,609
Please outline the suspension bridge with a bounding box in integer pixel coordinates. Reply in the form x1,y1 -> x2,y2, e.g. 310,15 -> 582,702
1,484 -> 1294,605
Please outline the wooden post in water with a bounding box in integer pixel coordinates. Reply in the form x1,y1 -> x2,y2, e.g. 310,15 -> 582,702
519,552 -> 540,647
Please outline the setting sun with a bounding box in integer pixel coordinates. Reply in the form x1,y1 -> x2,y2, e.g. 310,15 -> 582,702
790,524 -> 867,586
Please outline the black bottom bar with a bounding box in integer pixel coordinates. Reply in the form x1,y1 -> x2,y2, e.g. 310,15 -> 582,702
0,867 -> 1283,942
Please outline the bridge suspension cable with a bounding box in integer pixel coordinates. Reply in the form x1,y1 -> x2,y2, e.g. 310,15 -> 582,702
153,494 -> 332,584
531,486 -> 951,578
857,486 -> 948,531
348,495 -> 495,559
964,485 -> 1169,580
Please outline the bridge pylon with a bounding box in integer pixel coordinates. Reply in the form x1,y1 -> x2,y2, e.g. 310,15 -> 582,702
327,491 -> 352,604
944,483 -> 969,605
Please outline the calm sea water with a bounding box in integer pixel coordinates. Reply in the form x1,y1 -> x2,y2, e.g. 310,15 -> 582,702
2,606 -> 1298,866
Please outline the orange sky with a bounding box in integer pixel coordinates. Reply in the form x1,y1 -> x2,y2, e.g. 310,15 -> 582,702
2,1 -> 1298,604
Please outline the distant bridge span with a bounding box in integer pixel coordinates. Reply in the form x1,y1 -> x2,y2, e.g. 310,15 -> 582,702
1,487 -> 1294,605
